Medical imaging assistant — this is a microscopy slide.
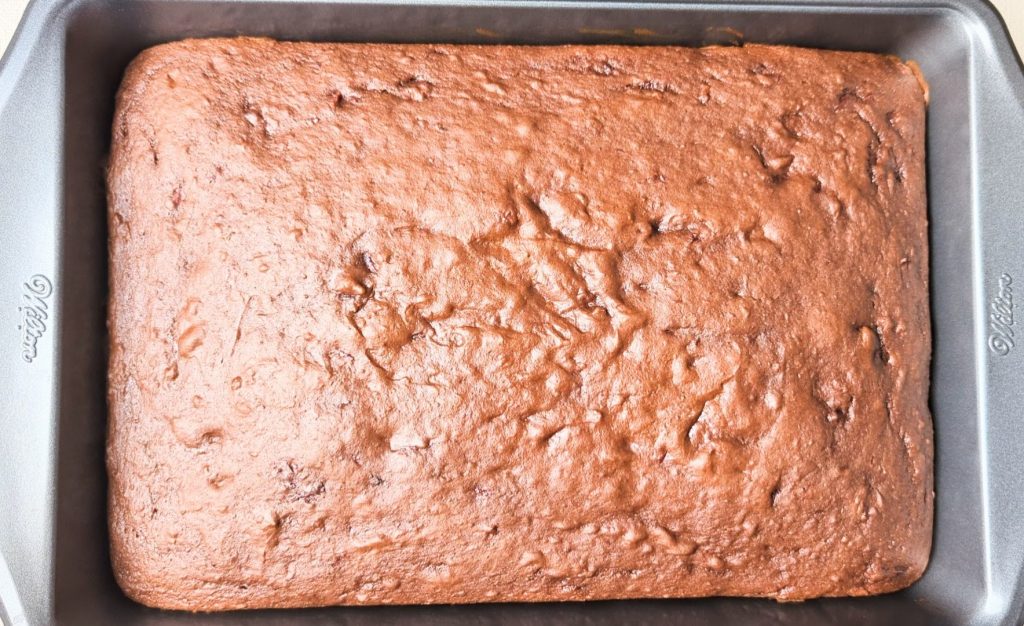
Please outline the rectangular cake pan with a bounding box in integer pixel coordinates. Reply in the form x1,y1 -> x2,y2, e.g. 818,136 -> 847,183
1,0 -> 1022,624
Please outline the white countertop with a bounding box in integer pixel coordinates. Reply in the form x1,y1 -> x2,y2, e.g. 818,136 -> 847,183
0,1 -> 1021,71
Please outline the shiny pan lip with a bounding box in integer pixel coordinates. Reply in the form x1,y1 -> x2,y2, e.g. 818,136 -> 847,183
0,1 -> 1022,625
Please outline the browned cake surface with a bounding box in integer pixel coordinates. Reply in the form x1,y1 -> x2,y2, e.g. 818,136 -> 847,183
107,38 -> 932,611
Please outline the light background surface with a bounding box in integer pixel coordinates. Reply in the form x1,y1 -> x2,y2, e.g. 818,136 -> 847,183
1,0 -> 1022,59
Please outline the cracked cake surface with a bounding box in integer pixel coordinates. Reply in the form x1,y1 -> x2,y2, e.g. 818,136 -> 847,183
107,38 -> 932,610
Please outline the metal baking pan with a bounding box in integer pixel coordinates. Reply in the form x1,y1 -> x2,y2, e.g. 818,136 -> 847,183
1,0 -> 1022,624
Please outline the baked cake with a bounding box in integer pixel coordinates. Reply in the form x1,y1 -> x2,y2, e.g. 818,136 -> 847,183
107,38 -> 932,610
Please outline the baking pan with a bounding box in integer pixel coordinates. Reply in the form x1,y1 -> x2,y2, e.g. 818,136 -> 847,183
1,0 -> 1022,624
